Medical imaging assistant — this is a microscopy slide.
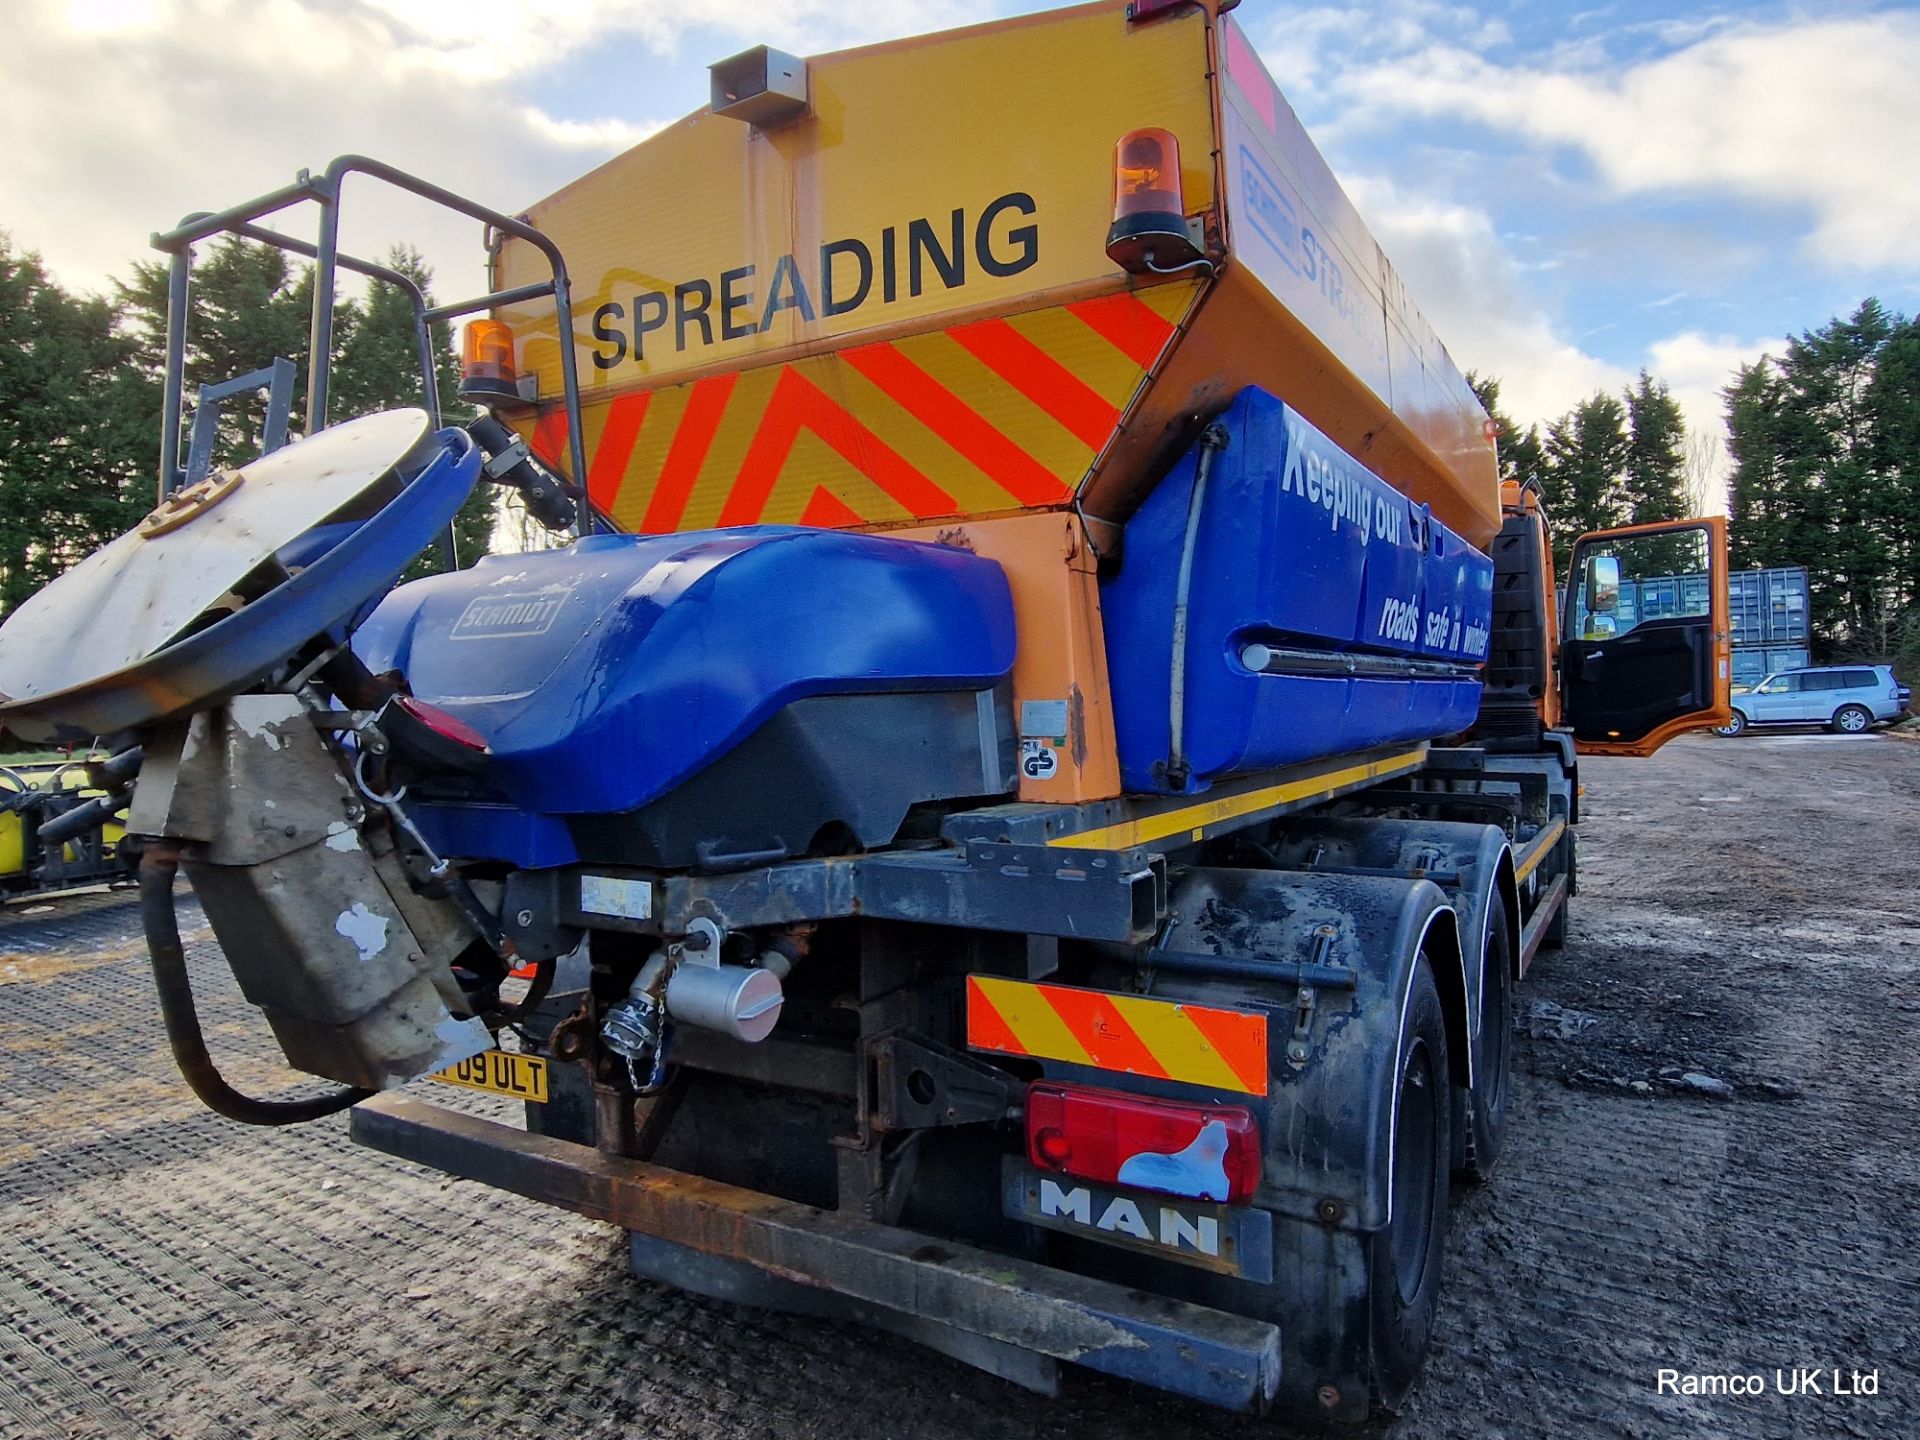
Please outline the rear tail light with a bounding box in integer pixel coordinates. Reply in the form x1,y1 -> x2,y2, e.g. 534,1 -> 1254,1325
1025,1081 -> 1260,1204
393,695 -> 489,752
381,694 -> 491,773
459,318 -> 521,403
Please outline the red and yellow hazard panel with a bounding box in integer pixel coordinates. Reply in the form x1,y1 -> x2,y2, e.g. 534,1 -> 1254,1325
966,975 -> 1269,1096
526,281 -> 1201,533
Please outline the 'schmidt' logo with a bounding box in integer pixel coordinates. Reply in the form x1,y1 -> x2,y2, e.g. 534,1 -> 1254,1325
448,588 -> 571,640
1236,145 -> 1298,270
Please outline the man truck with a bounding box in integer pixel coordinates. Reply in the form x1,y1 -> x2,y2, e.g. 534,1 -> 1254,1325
0,0 -> 1731,1421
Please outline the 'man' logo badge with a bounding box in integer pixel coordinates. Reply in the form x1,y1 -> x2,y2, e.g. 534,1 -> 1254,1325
449,589 -> 570,640
1005,1161 -> 1272,1282
1038,1178 -> 1221,1257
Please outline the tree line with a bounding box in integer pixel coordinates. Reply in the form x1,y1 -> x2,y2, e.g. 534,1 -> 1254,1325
1473,298 -> 1920,671
0,231 -> 494,620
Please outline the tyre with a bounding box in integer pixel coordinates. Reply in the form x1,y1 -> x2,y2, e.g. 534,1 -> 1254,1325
1714,711 -> 1746,737
1831,704 -> 1873,735
1455,901 -> 1512,1183
1365,953 -> 1451,1409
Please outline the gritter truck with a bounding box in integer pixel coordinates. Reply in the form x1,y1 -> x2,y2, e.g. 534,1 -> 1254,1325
0,0 -> 1733,1422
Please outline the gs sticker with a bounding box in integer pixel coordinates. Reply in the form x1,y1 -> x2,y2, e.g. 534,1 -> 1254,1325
1020,739 -> 1060,780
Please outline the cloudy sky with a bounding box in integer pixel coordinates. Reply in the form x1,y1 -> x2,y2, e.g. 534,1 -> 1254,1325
8,0 -> 1918,467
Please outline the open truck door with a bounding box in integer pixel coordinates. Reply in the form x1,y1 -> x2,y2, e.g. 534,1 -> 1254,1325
1560,517 -> 1731,756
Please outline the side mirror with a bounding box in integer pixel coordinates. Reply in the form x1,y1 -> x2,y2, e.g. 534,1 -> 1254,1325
1584,555 -> 1621,614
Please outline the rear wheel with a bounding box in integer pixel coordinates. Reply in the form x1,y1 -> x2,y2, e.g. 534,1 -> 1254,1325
1456,901 -> 1512,1182
1366,954 -> 1451,1409
1714,711 -> 1746,737
1831,704 -> 1872,734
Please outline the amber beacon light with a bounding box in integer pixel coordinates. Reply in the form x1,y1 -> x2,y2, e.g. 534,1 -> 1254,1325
459,318 -> 522,404
1105,127 -> 1204,274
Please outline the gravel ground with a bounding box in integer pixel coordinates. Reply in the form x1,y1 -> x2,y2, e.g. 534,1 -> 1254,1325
0,731 -> 1914,1439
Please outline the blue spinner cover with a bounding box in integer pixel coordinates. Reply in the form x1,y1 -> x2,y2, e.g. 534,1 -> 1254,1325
1102,387 -> 1494,794
353,527 -> 1015,823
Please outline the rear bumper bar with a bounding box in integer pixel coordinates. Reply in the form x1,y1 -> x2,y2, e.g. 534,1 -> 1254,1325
351,1093 -> 1282,1413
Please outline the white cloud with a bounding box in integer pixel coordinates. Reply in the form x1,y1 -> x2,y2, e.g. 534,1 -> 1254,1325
1243,0 -> 1507,107
1645,328 -> 1786,472
1337,15 -> 1920,270
1344,174 -> 1631,426
1346,174 -> 1783,505
1,0 -> 968,298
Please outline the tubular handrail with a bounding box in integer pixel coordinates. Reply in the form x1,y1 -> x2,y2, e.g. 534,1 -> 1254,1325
149,155 -> 593,536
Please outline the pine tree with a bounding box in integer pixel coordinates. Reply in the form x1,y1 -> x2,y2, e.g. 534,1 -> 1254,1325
1623,371 -> 1688,524
1775,300 -> 1899,646
0,235 -> 154,617
1725,361 -> 1790,568
1863,311 -> 1920,659
1539,393 -> 1629,572
121,237 -> 314,473
329,247 -> 496,576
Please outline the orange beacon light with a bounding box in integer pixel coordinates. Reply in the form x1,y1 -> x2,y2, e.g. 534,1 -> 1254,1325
1105,127 -> 1203,274
459,318 -> 521,403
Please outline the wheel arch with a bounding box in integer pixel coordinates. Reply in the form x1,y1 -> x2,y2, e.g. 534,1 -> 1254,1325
1417,902 -> 1470,1097
1257,816 -> 1514,1063
1494,847 -> 1521,982
1145,864 -> 1463,1236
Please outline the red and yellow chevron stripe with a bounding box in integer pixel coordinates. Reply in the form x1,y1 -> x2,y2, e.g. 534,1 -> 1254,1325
966,975 -> 1269,1096
527,282 -> 1202,533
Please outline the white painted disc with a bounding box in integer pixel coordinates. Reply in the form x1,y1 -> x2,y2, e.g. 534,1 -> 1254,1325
0,409 -> 431,704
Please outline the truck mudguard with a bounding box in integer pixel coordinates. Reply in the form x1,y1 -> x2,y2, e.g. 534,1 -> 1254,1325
1258,817 -> 1520,1080
1138,866 -> 1464,1234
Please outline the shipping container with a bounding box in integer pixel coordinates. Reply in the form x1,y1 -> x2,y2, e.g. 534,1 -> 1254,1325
1559,566 -> 1806,650
1727,566 -> 1808,647
1732,645 -> 1812,689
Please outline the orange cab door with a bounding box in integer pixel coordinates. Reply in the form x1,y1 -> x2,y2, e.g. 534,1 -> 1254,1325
1559,517 -> 1731,756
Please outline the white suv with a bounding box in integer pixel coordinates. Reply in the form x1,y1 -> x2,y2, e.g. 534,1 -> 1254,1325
1717,665 -> 1912,736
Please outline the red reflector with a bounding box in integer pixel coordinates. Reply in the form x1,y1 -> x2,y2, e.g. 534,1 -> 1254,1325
393,695 -> 489,752
1025,1082 -> 1260,1204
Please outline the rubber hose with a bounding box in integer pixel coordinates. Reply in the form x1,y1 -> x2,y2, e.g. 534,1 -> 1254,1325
139,844 -> 372,1125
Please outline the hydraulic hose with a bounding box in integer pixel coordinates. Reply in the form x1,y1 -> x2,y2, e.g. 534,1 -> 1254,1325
1166,423 -> 1230,790
138,843 -> 372,1125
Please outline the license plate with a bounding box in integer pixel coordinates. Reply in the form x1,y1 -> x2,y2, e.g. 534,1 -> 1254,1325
430,1050 -> 549,1102
1001,1159 -> 1273,1282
